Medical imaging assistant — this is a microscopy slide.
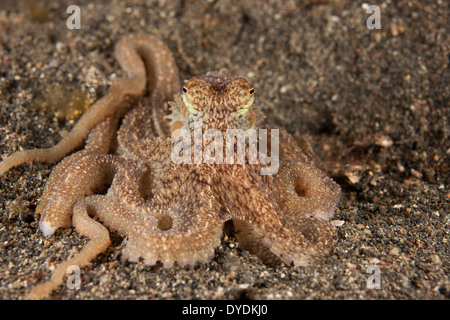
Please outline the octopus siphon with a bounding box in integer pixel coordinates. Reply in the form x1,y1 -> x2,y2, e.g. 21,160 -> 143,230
0,34 -> 341,299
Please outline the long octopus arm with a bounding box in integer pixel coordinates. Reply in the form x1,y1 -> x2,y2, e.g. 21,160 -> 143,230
37,154 -> 138,236
29,158 -> 228,298
48,162 -> 229,269
28,186 -> 227,299
28,187 -> 226,300
26,196 -> 112,300
26,153 -> 148,299
0,34 -> 178,176
36,116 -> 118,217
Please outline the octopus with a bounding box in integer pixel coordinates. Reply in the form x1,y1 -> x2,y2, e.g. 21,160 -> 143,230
0,34 -> 341,299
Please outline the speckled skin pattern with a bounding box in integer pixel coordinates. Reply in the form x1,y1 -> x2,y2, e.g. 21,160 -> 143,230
0,34 -> 340,299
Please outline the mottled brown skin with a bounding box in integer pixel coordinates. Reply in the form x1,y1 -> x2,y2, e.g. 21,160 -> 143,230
0,34 -> 340,299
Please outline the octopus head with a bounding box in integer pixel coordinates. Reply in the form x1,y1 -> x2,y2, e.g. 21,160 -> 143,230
179,69 -> 258,132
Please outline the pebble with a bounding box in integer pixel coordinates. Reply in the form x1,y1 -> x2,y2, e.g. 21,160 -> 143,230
389,247 -> 401,256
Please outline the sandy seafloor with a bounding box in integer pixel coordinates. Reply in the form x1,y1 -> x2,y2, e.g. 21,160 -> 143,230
0,0 -> 448,300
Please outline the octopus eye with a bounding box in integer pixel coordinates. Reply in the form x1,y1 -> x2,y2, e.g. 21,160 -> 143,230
182,92 -> 199,115
249,88 -> 255,96
236,95 -> 255,117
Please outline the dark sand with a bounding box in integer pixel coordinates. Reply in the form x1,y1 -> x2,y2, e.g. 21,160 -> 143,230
0,0 -> 448,299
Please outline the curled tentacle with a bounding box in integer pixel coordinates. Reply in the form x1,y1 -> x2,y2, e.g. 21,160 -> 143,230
36,116 -> 118,217
222,165 -> 338,267
38,154 -> 139,235
115,167 -> 228,267
27,195 -> 112,300
273,161 -> 341,221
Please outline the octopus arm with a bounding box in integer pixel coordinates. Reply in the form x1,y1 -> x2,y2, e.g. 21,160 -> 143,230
223,164 -> 340,267
0,34 -> 177,176
117,168 -> 229,267
36,116 -> 118,220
